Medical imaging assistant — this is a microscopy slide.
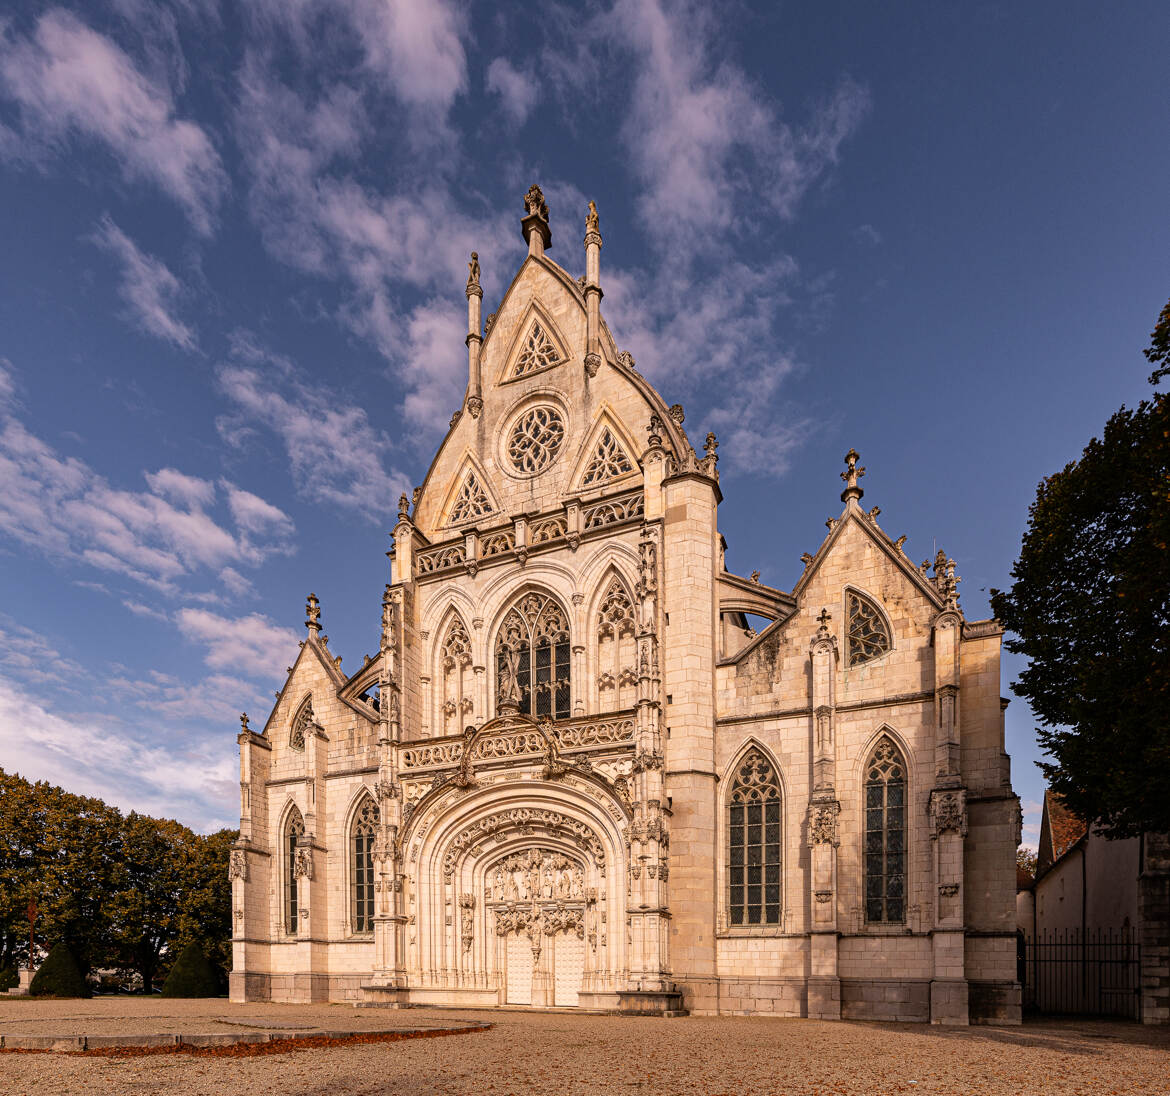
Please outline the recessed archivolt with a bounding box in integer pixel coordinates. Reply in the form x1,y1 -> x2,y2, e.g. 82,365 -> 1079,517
498,301 -> 571,384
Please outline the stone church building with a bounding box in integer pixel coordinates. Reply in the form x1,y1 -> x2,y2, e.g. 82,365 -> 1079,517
229,187 -> 1022,1024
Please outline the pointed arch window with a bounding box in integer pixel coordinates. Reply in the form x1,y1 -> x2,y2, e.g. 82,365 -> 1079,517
596,577 -> 636,711
512,320 -> 563,378
495,593 -> 571,720
864,736 -> 906,923
449,469 -> 493,524
582,427 -> 635,486
727,749 -> 782,926
289,697 -> 313,751
847,591 -> 891,666
351,796 -> 379,933
440,615 -> 474,733
285,808 -> 305,934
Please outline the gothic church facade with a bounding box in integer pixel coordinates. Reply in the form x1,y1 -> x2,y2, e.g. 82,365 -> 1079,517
229,188 -> 1022,1024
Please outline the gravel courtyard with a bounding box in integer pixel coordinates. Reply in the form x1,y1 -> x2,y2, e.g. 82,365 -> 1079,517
2,999 -> 1167,1095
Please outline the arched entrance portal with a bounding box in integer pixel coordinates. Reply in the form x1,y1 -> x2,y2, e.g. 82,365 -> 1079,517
401,759 -> 629,1010
488,848 -> 587,1006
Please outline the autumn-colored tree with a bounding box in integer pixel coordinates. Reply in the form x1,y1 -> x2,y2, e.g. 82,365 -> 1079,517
0,769 -> 237,987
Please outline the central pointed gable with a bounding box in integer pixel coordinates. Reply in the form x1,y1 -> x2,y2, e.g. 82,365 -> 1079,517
441,453 -> 501,527
498,300 -> 571,385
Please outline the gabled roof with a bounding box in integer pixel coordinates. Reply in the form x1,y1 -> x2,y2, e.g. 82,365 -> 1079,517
791,499 -> 948,612
1036,789 -> 1088,876
260,632 -> 374,738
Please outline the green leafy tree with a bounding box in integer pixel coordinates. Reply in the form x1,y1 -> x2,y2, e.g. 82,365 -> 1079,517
172,828 -> 235,983
991,301 -> 1170,838
107,812 -> 190,991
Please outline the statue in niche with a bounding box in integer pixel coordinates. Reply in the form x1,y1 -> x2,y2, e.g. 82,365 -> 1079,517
543,866 -> 555,899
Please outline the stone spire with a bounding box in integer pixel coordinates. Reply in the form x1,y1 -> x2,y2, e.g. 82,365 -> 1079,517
583,200 -> 603,378
521,184 -> 551,257
840,448 -> 865,504
465,250 -> 483,418
305,592 -> 321,640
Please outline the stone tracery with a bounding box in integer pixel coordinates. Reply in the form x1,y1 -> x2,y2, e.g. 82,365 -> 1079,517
495,592 -> 571,719
847,591 -> 891,666
449,469 -> 494,524
507,406 -> 565,474
582,427 -> 635,486
512,321 -> 563,378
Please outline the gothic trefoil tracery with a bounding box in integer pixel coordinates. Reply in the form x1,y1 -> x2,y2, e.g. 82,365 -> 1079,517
512,321 -> 563,378
450,469 -> 493,524
582,427 -> 634,486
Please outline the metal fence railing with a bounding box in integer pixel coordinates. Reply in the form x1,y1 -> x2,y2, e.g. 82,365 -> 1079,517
1022,928 -> 1141,1020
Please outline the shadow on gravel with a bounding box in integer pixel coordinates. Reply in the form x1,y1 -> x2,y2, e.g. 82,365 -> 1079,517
857,1017 -> 1170,1056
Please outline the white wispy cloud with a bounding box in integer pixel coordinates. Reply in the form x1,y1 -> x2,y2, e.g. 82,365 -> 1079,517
486,57 -> 537,126
231,58 -> 513,434
536,0 -> 869,476
248,0 -> 467,121
0,673 -> 241,831
216,334 -> 411,517
89,215 -> 197,350
0,9 -> 228,234
175,607 -> 300,680
0,366 -> 295,591
0,615 -> 86,687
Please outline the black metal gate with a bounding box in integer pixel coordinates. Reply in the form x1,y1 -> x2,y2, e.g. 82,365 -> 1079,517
1022,928 -> 1141,1020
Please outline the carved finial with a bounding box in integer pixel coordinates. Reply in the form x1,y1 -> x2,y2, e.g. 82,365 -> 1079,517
466,250 -> 480,291
840,447 -> 865,503
617,350 -> 636,372
647,413 -> 663,449
305,593 -> 321,637
826,517 -> 838,531
868,505 -> 881,521
412,486 -> 422,510
524,184 -> 548,220
586,200 -> 599,234
816,607 -> 832,639
522,184 -> 551,252
398,493 -> 411,521
800,552 -> 814,568
669,403 -> 685,425
894,535 -> 907,553
933,548 -> 948,577
240,712 -> 250,732
750,570 -> 760,583
704,432 -> 718,462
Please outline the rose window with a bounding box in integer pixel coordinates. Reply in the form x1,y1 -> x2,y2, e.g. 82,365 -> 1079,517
507,406 -> 565,474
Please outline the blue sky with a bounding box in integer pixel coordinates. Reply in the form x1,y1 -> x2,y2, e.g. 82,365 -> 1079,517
0,1 -> 1165,838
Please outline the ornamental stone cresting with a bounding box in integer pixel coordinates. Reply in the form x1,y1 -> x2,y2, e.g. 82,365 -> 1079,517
229,186 -> 1022,1024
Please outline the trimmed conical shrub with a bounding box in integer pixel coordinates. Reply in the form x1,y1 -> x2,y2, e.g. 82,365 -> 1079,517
160,940 -> 220,997
29,943 -> 88,998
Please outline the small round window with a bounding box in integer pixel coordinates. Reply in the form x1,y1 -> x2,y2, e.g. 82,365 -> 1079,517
507,405 -> 565,474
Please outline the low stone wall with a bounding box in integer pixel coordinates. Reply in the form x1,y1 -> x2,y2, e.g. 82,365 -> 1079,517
840,979 -> 930,1022
968,980 -> 1021,1024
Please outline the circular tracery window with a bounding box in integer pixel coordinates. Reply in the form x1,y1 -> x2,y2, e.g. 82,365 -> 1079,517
507,406 -> 565,474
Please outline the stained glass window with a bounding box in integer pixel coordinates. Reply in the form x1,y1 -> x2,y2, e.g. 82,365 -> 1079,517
864,736 -> 906,923
728,749 -> 782,926
847,591 -> 891,666
285,808 -> 304,934
351,797 -> 379,933
495,593 -> 571,720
